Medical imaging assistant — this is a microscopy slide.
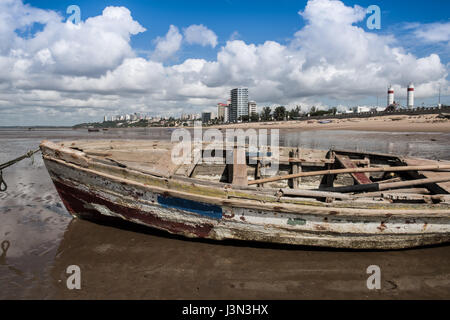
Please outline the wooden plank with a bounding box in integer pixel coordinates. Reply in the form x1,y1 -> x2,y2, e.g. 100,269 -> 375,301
232,147 -> 248,187
248,164 -> 450,186
353,188 -> 430,198
289,149 -> 300,189
323,177 -> 450,194
335,154 -> 372,185
293,149 -> 301,188
331,149 -> 401,161
255,160 -> 263,187
402,158 -> 450,194
186,148 -> 202,177
379,193 -> 450,203
320,150 -> 336,188
249,156 -> 334,165
378,177 -> 402,184
281,188 -> 353,200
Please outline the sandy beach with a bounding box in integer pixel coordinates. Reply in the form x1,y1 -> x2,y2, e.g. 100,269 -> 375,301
212,114 -> 450,133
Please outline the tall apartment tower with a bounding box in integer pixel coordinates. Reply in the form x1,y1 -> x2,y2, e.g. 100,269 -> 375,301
230,88 -> 248,122
217,103 -> 228,122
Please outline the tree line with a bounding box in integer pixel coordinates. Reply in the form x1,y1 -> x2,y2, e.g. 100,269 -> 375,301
238,106 -> 338,122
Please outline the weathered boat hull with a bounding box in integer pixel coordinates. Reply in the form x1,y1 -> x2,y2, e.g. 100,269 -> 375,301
43,157 -> 450,250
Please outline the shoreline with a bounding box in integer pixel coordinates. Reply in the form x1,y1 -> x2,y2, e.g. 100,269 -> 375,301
210,114 -> 450,133
3,114 -> 448,134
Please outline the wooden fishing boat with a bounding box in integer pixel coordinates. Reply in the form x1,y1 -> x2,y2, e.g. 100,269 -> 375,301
40,139 -> 450,250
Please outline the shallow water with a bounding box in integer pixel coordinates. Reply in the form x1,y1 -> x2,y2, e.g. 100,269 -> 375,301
0,128 -> 449,299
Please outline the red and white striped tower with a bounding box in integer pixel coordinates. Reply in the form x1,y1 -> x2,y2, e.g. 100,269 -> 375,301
407,83 -> 414,108
387,85 -> 394,106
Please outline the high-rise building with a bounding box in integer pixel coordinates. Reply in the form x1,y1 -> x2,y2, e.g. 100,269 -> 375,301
201,112 -> 212,124
217,103 -> 228,121
230,88 -> 248,122
224,105 -> 229,123
248,101 -> 257,116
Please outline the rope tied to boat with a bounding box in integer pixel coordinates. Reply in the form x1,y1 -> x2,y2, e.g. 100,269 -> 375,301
0,149 -> 40,192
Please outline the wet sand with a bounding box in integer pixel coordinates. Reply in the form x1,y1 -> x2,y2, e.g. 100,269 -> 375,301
213,114 -> 450,133
0,128 -> 449,299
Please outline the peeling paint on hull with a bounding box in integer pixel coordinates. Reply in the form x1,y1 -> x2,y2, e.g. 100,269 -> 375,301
41,157 -> 450,250
54,180 -> 215,238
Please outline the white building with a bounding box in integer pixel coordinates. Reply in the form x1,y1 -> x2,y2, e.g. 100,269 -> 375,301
217,103 -> 228,122
407,83 -> 414,108
388,85 -> 394,106
230,88 -> 248,122
357,106 -> 371,113
224,106 -> 229,123
370,107 -> 386,112
248,101 -> 257,116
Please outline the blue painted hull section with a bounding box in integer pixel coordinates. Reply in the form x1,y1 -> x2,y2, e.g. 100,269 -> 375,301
157,195 -> 223,219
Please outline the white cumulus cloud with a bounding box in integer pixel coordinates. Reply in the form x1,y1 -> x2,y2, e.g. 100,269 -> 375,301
152,25 -> 183,62
413,22 -> 450,43
0,0 -> 448,126
184,24 -> 218,48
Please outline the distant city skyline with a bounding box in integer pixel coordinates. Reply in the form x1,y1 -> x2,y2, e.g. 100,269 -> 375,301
0,0 -> 449,126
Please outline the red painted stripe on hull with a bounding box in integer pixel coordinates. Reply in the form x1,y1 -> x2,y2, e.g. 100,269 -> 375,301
53,180 -> 214,238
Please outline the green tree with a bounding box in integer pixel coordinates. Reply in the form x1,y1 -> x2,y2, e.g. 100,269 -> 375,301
250,113 -> 259,122
239,115 -> 250,122
274,106 -> 287,121
261,107 -> 272,121
289,106 -> 301,120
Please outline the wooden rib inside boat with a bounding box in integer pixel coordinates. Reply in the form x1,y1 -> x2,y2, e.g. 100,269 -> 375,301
40,139 -> 450,250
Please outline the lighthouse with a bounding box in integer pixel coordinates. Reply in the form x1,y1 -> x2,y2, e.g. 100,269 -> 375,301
407,83 -> 414,108
387,85 -> 394,106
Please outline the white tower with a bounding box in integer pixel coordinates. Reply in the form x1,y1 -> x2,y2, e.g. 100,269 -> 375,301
407,83 -> 414,108
387,85 -> 394,106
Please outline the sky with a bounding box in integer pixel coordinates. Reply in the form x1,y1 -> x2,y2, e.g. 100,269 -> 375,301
1,0 -> 449,126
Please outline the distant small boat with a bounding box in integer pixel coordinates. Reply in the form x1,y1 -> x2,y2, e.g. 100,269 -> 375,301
88,128 -> 100,132
102,128 -> 109,131
318,120 -> 332,124
40,140 -> 450,250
